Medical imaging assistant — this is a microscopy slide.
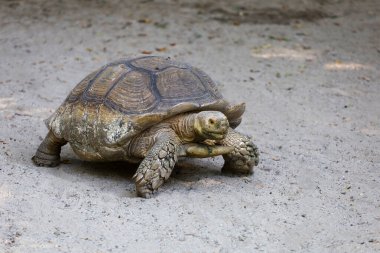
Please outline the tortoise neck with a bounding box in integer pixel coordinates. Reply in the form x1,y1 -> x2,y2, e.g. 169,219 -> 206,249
171,113 -> 197,143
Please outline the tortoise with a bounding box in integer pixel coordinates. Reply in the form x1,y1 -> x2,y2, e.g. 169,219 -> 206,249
32,56 -> 259,198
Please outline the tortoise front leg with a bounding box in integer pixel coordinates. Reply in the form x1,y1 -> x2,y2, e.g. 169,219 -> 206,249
32,131 -> 67,167
132,130 -> 180,198
219,128 -> 259,174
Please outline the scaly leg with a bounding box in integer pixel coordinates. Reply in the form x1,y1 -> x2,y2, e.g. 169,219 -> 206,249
32,131 -> 67,167
219,128 -> 259,174
132,130 -> 180,198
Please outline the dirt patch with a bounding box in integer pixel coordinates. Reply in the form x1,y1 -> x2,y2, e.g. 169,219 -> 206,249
191,3 -> 331,25
212,7 -> 330,25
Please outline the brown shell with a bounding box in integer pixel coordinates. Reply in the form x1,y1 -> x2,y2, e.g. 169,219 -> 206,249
65,56 -> 225,114
47,56 -> 235,147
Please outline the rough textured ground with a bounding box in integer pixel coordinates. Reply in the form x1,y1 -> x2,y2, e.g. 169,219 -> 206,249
0,0 -> 379,252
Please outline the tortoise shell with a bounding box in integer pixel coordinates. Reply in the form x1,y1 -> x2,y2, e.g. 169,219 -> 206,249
47,56 -> 237,149
66,56 -> 225,114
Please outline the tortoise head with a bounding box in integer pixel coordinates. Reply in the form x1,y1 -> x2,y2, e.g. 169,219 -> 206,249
194,111 -> 229,140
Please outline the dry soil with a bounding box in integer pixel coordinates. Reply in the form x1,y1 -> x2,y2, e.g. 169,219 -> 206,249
0,0 -> 379,252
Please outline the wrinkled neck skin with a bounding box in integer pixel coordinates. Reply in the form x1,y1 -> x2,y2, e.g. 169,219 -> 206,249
169,113 -> 198,143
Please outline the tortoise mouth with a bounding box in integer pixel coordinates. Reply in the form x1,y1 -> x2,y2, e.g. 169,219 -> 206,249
201,130 -> 227,140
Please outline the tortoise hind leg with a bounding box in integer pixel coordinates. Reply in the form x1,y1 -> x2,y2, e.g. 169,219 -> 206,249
32,131 -> 67,167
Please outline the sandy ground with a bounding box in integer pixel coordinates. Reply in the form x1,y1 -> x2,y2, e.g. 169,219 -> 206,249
1,0 -> 379,252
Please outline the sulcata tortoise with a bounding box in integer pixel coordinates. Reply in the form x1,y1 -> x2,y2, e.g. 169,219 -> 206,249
32,56 -> 259,198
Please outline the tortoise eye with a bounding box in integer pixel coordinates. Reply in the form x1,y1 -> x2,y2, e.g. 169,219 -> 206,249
209,119 -> 215,124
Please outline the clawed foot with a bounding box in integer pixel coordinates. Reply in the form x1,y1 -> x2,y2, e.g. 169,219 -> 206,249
133,162 -> 166,199
32,152 -> 61,167
135,185 -> 155,199
221,129 -> 259,175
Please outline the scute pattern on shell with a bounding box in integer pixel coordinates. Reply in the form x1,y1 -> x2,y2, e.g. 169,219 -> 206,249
65,56 -> 223,115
